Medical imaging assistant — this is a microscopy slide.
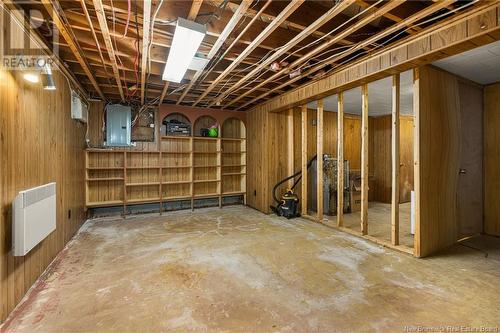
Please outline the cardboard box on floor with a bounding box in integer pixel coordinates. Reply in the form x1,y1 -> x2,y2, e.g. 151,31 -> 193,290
349,170 -> 367,213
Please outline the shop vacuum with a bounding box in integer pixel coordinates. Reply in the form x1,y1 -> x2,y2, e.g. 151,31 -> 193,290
270,155 -> 317,219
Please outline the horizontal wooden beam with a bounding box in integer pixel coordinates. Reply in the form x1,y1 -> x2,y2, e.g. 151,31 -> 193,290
249,2 -> 500,113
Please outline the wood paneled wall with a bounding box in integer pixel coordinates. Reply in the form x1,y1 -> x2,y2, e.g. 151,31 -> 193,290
370,115 -> 415,204
0,65 -> 86,322
246,106 -> 415,214
484,82 -> 500,237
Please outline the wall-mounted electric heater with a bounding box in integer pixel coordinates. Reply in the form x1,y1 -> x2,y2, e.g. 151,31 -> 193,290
12,182 -> 57,256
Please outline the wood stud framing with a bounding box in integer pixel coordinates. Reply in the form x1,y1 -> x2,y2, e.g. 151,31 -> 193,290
361,84 -> 369,235
391,74 -> 401,245
301,105 -> 308,217
337,92 -> 344,227
317,99 -> 324,221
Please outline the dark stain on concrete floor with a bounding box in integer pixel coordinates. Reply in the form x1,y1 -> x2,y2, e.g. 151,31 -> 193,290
2,206 -> 499,332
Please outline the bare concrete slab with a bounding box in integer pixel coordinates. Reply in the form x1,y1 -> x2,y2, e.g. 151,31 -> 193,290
2,206 -> 499,332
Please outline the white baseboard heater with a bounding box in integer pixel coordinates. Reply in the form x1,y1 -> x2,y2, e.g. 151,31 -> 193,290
12,182 -> 57,256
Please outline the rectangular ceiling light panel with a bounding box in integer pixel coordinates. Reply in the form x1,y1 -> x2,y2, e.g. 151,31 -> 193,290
162,18 -> 206,83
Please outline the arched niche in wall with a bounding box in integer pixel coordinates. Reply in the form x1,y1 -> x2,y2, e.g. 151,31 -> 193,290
193,115 -> 218,137
161,112 -> 191,136
222,118 -> 246,139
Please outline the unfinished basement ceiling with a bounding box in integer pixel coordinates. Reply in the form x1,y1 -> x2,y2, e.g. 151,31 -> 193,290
433,40 -> 500,85
307,70 -> 414,116
16,0 -> 489,110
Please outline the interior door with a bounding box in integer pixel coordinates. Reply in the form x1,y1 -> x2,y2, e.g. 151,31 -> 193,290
457,81 -> 483,238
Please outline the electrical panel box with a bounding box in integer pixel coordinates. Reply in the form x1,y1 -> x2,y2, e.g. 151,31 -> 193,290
71,90 -> 88,123
106,104 -> 131,147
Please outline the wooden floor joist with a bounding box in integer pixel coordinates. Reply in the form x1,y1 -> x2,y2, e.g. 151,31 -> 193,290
249,1 -> 498,114
193,0 -> 305,106
176,0 -> 252,105
41,0 -> 105,100
92,0 -> 125,101
230,0 -> 404,109
210,0 -> 355,107
237,0 -> 455,110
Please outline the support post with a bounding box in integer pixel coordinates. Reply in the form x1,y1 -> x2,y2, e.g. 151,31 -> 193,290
317,100 -> 324,221
391,74 -> 401,245
337,92 -> 344,227
287,108 -> 295,189
413,68 -> 420,256
301,105 -> 308,216
361,84 -> 369,235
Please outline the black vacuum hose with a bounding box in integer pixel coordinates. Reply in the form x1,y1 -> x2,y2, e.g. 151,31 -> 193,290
272,155 -> 318,205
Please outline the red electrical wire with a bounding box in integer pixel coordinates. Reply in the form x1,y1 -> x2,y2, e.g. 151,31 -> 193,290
123,0 -> 131,37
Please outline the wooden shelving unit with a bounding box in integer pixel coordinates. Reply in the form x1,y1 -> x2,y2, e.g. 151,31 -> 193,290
85,117 -> 246,212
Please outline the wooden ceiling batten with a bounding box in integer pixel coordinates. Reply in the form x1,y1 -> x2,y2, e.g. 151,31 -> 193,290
209,0 -> 355,107
192,0 -> 305,106
235,0 -> 456,110
176,0 -> 253,105
224,0 -> 405,109
92,0 -> 125,101
40,0 -> 105,100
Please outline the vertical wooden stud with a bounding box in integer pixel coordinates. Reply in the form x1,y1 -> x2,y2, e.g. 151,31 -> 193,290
159,150 -> 163,215
413,67 -> 420,256
301,105 -> 308,216
190,137 -> 194,211
287,108 -> 295,189
317,100 -> 324,221
361,84 -> 369,235
337,92 -> 344,227
391,74 -> 400,245
217,137 -> 222,208
123,151 -> 127,217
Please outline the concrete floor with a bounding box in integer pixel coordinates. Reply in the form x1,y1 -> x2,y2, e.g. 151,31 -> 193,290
2,206 -> 500,332
342,202 -> 414,248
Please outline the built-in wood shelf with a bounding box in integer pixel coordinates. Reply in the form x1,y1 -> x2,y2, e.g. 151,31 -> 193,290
86,130 -> 246,210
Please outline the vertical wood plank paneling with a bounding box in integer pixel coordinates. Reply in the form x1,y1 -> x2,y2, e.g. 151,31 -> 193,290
361,84 -> 369,235
0,67 -> 86,321
316,100 -> 324,220
413,68 -> 421,256
484,83 -> 500,236
416,66 -> 460,257
391,74 -> 401,245
337,92 -> 344,227
301,105 -> 308,216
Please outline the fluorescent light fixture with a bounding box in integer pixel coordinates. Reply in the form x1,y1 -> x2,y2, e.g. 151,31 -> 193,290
23,73 -> 39,83
41,64 -> 56,90
162,18 -> 206,83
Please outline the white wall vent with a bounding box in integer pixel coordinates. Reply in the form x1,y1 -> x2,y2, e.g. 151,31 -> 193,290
12,183 -> 57,256
71,90 -> 88,123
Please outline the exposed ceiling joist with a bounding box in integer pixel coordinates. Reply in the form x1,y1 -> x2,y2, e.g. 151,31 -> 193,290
236,0 -> 457,110
41,0 -> 105,100
176,0 -> 253,105
224,0 -> 404,108
193,0 -> 305,106
187,0 -> 203,21
157,0 -> 203,104
141,0 -> 152,104
92,0 -> 125,101
210,0 -> 355,107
